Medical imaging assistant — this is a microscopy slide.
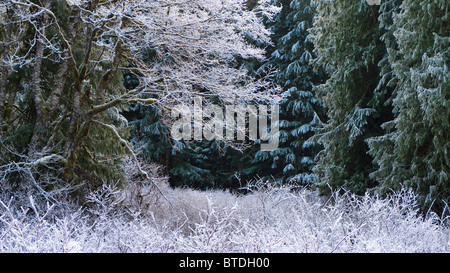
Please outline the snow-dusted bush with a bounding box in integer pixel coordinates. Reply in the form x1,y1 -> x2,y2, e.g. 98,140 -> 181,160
0,180 -> 449,253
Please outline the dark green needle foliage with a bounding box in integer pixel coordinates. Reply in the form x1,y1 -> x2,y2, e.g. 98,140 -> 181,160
310,0 -> 389,195
241,0 -> 326,186
368,0 -> 450,211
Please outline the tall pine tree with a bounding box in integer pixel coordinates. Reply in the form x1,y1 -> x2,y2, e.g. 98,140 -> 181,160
368,0 -> 450,210
241,0 -> 326,186
310,0 -> 388,194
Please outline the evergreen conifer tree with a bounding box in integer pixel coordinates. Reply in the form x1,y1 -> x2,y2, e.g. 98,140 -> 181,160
310,0 -> 388,194
368,0 -> 449,210
240,0 -> 326,186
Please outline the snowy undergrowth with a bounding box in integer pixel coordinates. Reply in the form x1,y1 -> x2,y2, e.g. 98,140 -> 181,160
0,181 -> 449,253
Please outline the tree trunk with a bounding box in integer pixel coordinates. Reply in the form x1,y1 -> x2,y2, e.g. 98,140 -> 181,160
63,18 -> 99,172
0,7 -> 13,130
29,6 -> 49,154
63,82 -> 82,170
63,41 -> 124,173
47,15 -> 79,120
96,40 -> 123,105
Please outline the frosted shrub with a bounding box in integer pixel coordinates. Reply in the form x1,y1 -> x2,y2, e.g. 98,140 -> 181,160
0,181 -> 449,253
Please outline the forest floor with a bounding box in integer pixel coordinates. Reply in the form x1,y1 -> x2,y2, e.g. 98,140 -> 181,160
0,179 -> 449,253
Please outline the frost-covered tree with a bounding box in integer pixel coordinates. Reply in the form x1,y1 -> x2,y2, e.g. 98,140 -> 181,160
368,0 -> 450,210
0,0 -> 280,190
310,0 -> 449,211
126,98 -> 248,190
310,0 -> 387,194
242,0 -> 326,185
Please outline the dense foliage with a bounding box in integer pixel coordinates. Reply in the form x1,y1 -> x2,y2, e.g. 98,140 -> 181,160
241,0 -> 326,185
311,0 -> 393,195
311,0 -> 449,211
367,0 -> 449,211
0,0 -> 448,214
0,0 -> 277,193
